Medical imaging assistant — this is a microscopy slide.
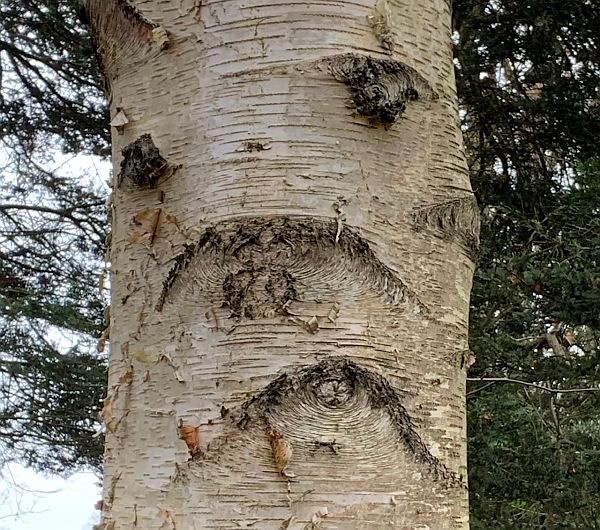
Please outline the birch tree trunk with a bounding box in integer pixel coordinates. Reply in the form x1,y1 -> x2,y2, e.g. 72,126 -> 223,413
87,1 -> 477,528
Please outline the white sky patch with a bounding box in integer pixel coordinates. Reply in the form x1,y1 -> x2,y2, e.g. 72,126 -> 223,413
49,152 -> 112,189
0,464 -> 100,530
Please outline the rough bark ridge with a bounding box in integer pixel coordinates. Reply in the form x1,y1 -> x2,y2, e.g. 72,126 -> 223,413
411,196 -> 481,261
328,53 -> 437,124
89,0 -> 475,528
156,216 -> 427,316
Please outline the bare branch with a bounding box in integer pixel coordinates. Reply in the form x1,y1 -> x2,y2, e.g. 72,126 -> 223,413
467,377 -> 600,397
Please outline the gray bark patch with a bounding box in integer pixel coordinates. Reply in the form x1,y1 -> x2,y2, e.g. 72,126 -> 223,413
328,53 -> 437,125
238,357 -> 462,486
156,216 -> 426,316
118,134 -> 168,189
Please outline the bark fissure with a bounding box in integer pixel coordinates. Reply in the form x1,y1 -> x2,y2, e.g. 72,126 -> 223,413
328,53 -> 437,125
237,357 -> 462,486
156,216 -> 427,316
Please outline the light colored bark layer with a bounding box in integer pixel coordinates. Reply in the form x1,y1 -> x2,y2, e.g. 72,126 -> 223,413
88,0 -> 475,528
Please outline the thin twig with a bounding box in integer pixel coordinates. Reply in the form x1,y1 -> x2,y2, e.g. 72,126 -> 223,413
466,381 -> 497,397
467,377 -> 600,396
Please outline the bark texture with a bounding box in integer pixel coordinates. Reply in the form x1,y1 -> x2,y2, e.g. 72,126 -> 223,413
88,0 -> 476,528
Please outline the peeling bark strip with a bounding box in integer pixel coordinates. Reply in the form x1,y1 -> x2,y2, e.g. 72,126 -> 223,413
411,196 -> 480,260
156,216 -> 426,315
240,358 -> 462,486
118,134 -> 168,190
328,53 -> 437,124
369,0 -> 395,53
84,0 -> 168,77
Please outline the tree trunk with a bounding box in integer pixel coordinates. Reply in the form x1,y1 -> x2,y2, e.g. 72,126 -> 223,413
87,0 -> 476,528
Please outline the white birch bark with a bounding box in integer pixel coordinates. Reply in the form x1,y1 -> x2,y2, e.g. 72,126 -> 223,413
87,0 -> 477,528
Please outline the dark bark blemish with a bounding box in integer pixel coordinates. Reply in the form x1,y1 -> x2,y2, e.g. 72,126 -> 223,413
446,349 -> 476,370
118,134 -> 168,190
328,53 -> 437,125
156,228 -> 220,311
411,196 -> 480,261
113,0 -> 155,29
244,141 -> 268,152
223,271 -> 255,318
313,439 -> 341,454
156,216 -> 426,316
222,268 -> 296,319
238,357 -> 462,486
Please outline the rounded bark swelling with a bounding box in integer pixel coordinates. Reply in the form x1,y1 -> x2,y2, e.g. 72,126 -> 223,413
88,0 -> 474,528
328,53 -> 437,124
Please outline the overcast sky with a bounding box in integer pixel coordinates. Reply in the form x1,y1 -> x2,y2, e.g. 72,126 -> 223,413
0,464 -> 100,530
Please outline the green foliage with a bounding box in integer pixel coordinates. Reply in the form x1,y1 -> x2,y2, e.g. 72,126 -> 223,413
454,0 -> 600,527
0,0 -> 109,154
469,388 -> 600,529
0,324 -> 105,472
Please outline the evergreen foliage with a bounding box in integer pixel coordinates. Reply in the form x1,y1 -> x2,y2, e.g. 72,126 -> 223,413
454,0 -> 600,526
0,0 -> 107,472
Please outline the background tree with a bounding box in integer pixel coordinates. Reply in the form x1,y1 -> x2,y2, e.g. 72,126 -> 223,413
0,0 -> 107,472
453,0 -> 600,527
